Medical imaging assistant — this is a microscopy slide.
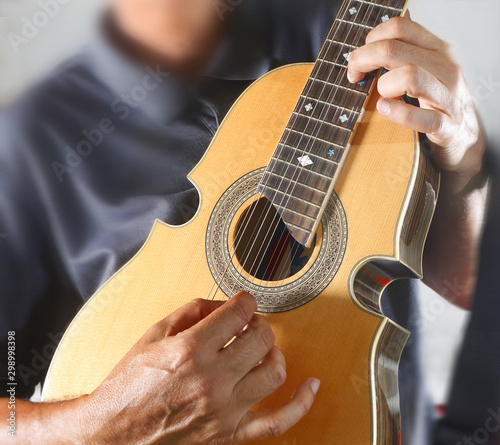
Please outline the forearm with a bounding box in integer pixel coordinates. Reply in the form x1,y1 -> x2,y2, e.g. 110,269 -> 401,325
0,397 -> 84,444
423,169 -> 489,309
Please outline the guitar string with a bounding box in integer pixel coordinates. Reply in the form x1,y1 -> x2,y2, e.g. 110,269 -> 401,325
222,1 -> 395,296
208,2 -> 378,293
209,0 -> 389,301
204,2 -> 362,301
258,1 -> 401,286
208,1 -> 395,302
205,0 -> 367,301
243,2 -> 387,287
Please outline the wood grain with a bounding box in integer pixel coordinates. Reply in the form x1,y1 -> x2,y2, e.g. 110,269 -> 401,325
42,63 -> 438,444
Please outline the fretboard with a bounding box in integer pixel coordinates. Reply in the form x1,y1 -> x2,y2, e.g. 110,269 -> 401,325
258,0 -> 409,247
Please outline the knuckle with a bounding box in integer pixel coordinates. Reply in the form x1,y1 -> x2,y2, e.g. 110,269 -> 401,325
298,398 -> 313,417
174,335 -> 200,366
230,297 -> 254,324
348,48 -> 357,63
390,16 -> 407,35
267,417 -> 286,438
383,40 -> 400,59
146,316 -> 179,341
403,64 -> 422,93
260,324 -> 275,349
440,40 -> 453,54
196,376 -> 219,403
145,321 -> 167,341
431,115 -> 444,135
268,365 -> 287,388
188,298 -> 206,312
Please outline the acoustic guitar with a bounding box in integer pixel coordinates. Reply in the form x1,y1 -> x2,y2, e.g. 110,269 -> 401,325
42,0 -> 440,443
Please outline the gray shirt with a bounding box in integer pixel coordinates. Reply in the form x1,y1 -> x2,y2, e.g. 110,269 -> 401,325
0,1 -> 430,443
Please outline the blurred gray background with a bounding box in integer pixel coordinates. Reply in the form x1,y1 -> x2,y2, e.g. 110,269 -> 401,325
1,0 -> 499,406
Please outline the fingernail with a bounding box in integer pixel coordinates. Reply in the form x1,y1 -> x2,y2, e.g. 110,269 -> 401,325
347,71 -> 354,83
311,378 -> 321,395
377,99 -> 391,115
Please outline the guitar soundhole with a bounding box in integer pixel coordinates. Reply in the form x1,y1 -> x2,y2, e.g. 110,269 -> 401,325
234,197 -> 315,282
205,167 -> 347,313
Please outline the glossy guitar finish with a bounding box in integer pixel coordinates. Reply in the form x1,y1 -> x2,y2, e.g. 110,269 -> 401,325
42,62 -> 439,444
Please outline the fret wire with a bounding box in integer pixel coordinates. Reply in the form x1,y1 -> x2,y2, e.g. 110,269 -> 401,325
282,128 -> 346,152
299,94 -> 360,115
325,39 -> 357,48
269,157 -> 334,181
275,147 -> 342,170
312,77 -> 369,96
288,117 -> 351,146
271,205 -> 317,223
357,0 -> 403,12
316,57 -> 348,69
265,162 -> 334,195
262,184 -> 323,209
275,143 -> 343,167
278,220 -> 312,235
292,111 -> 354,132
312,60 -> 374,95
264,171 -> 331,195
336,18 -> 372,29
281,126 -> 347,153
262,0 -> 396,234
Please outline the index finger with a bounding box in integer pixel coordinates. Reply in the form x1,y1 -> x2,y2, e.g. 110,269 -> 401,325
366,16 -> 449,51
188,291 -> 257,351
235,378 -> 320,443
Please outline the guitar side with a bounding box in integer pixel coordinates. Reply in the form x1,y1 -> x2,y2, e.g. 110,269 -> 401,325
42,63 -> 439,444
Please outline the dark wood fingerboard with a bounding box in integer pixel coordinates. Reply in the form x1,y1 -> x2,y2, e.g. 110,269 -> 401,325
258,0 -> 409,246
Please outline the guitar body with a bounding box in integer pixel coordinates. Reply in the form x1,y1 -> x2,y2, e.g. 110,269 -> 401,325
42,63 -> 439,444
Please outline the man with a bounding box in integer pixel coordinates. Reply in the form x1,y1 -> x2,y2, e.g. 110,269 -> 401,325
433,146 -> 500,445
0,0 -> 488,443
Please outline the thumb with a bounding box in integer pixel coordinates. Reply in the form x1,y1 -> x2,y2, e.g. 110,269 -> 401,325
152,299 -> 226,339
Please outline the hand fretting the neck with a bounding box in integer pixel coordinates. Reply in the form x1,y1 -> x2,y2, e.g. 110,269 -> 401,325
259,0 -> 409,247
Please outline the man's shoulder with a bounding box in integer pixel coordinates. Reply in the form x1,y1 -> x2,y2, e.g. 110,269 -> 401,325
0,48 -> 111,162
1,47 -> 109,131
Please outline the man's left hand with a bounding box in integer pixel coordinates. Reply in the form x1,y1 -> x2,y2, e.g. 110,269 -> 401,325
347,15 -> 485,193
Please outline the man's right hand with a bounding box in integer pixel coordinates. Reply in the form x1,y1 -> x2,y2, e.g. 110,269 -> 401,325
73,291 -> 319,444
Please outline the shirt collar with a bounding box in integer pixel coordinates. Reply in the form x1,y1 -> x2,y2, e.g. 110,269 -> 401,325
86,4 -> 272,123
204,2 -> 272,81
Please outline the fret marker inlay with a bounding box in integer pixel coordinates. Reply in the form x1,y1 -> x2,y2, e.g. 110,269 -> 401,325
298,155 -> 314,167
260,0 -> 408,247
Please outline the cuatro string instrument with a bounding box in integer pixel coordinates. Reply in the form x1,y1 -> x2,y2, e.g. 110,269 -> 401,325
42,0 -> 440,443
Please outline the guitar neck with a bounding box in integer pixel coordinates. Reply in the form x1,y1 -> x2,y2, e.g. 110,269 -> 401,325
259,0 -> 410,247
